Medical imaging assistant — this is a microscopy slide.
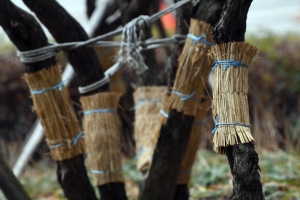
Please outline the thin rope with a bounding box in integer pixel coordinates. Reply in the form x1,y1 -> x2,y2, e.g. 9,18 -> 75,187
91,168 -> 122,175
83,109 -> 117,116
30,80 -> 67,95
187,33 -> 213,46
48,131 -> 84,149
212,59 -> 249,71
160,109 -> 169,118
134,99 -> 162,110
212,116 -> 251,134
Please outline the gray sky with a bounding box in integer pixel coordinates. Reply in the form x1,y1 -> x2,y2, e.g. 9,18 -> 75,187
1,0 -> 300,43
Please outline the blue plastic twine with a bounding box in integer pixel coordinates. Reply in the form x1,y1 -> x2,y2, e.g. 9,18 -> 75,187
212,59 -> 249,71
91,168 -> 122,175
212,116 -> 251,134
187,33 -> 213,46
172,90 -> 201,102
31,80 -> 67,95
83,109 -> 116,116
134,99 -> 162,110
160,109 -> 169,118
48,131 -> 84,149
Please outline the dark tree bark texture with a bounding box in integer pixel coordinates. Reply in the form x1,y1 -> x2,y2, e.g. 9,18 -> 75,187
213,0 -> 253,44
23,0 -> 107,91
172,1 -> 227,199
139,110 -> 194,200
0,1 -> 98,199
22,1 -> 128,199
0,153 -> 31,200
212,0 -> 264,199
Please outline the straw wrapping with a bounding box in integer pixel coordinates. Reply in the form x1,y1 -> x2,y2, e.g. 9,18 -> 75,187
24,65 -> 85,161
81,92 -> 124,186
133,86 -> 167,172
169,19 -> 213,116
208,42 -> 258,154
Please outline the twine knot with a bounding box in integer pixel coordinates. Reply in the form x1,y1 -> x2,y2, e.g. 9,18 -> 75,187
212,59 -> 249,71
187,33 -> 213,46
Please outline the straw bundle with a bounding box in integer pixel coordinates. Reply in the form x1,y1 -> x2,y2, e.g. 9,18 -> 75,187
177,98 -> 209,184
208,42 -> 258,154
133,86 -> 167,172
95,47 -> 126,94
80,92 -> 124,186
24,65 -> 84,161
169,19 -> 213,116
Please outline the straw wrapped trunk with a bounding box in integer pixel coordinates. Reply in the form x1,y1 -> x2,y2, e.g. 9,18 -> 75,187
208,42 -> 258,154
24,65 -> 85,160
169,19 -> 213,116
133,86 -> 168,172
80,92 -> 124,186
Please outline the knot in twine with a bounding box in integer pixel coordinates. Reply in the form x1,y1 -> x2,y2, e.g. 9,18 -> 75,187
116,15 -> 151,74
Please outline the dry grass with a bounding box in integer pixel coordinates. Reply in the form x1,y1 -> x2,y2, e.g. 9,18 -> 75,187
208,42 -> 258,154
80,92 -> 124,186
24,65 -> 84,161
169,19 -> 213,116
133,86 -> 167,172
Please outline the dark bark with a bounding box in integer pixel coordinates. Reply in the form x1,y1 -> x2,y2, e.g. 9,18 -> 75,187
0,0 -> 56,73
57,155 -> 98,200
117,0 -> 152,24
139,110 -> 194,200
172,1 -> 227,198
212,0 -> 253,44
193,0 -> 227,27
0,1 -> 98,200
173,184 -> 189,200
86,0 -> 96,18
23,0 -> 107,90
86,0 -> 121,37
23,1 -> 129,199
0,153 -> 31,200
98,183 -> 128,200
212,0 -> 264,199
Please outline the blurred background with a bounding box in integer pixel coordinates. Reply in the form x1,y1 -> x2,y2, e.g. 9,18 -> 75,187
0,0 -> 300,199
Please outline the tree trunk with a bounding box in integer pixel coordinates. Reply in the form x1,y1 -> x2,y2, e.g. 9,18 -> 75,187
172,1 -> 227,199
0,153 -> 30,200
212,0 -> 264,199
22,1 -> 128,199
139,110 -> 194,200
0,1 -> 98,199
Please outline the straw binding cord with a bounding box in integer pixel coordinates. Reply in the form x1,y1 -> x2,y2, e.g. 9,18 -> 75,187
48,131 -> 84,149
91,168 -> 122,175
212,59 -> 249,71
134,99 -> 162,110
83,109 -> 117,115
30,80 -> 67,95
187,33 -> 213,46
212,116 -> 251,134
